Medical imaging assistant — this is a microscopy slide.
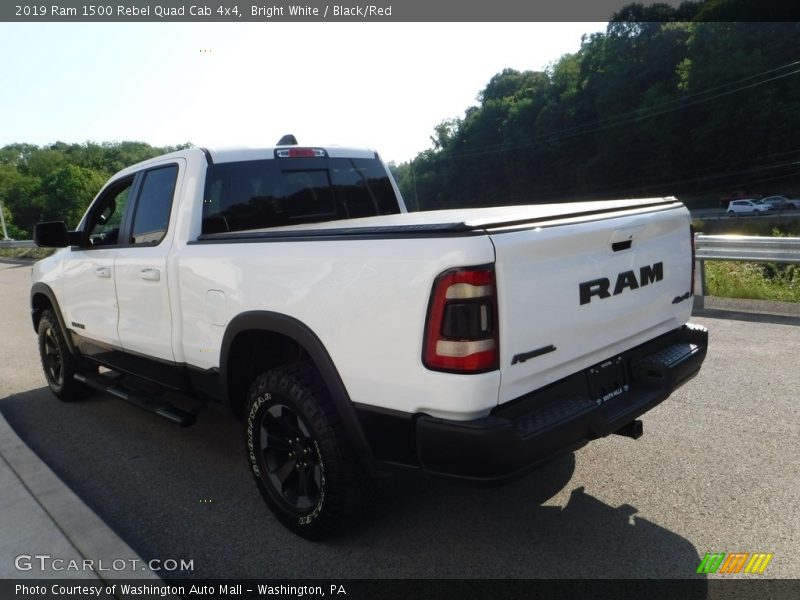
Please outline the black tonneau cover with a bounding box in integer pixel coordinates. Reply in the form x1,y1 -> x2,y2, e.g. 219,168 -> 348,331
194,199 -> 683,244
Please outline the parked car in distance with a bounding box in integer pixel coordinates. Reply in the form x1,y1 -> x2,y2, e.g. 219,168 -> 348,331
727,199 -> 771,215
759,195 -> 798,210
719,190 -> 762,208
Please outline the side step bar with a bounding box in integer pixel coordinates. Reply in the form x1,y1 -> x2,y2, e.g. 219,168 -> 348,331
74,373 -> 197,427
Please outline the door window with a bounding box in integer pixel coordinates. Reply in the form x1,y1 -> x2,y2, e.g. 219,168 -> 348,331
85,178 -> 134,247
130,165 -> 178,245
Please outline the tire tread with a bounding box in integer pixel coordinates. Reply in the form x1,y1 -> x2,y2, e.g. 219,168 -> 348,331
245,361 -> 370,539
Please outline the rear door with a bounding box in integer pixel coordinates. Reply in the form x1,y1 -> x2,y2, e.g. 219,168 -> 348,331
489,204 -> 694,404
114,162 -> 182,362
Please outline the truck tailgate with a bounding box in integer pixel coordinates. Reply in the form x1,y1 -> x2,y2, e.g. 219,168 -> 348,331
489,203 -> 694,405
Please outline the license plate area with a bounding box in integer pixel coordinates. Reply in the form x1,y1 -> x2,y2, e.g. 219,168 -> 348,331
587,356 -> 629,407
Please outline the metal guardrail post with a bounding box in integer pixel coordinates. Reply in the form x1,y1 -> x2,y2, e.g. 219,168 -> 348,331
694,257 -> 706,310
0,199 -> 10,241
694,232 -> 706,310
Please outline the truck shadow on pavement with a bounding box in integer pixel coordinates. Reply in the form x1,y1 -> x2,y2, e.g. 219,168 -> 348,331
360,462 -> 706,581
1,387 -> 707,585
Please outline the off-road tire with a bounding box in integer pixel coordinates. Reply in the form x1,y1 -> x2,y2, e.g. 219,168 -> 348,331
37,309 -> 94,402
244,362 -> 370,540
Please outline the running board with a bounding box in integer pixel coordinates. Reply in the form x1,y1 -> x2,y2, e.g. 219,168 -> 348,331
74,373 -> 197,427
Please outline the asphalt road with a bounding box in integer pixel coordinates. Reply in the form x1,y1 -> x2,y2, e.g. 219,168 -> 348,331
1,258 -> 798,580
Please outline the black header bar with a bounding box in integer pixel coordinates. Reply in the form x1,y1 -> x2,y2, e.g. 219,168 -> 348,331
0,0 -> 730,23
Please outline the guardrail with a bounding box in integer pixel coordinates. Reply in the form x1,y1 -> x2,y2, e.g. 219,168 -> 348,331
695,234 -> 800,264
694,234 -> 800,308
0,240 -> 37,249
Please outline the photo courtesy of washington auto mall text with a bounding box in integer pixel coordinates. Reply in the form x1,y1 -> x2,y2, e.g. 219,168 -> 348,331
14,582 -> 348,598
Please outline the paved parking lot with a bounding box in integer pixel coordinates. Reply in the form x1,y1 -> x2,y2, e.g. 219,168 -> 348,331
1,258 -> 798,580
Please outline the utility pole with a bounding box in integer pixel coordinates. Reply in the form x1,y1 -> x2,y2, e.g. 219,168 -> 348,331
0,199 -> 10,240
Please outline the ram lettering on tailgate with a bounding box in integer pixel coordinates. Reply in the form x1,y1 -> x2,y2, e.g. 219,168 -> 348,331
579,262 -> 664,305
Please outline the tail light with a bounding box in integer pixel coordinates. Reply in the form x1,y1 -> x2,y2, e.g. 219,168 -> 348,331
690,225 -> 696,295
423,265 -> 499,373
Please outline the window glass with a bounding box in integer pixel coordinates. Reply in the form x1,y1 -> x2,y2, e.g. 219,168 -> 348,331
202,157 -> 399,234
131,165 -> 178,245
86,178 -> 133,247
329,157 -> 399,219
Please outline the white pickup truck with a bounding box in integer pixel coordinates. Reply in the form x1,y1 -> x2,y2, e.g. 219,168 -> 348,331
31,140 -> 707,539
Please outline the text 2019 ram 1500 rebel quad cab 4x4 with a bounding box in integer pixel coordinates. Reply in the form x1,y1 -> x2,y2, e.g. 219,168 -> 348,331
31,140 -> 707,539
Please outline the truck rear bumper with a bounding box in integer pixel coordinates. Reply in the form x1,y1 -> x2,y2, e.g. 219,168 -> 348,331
361,323 -> 708,482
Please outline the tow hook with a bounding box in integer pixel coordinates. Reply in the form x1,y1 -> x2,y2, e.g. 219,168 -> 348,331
614,419 -> 643,439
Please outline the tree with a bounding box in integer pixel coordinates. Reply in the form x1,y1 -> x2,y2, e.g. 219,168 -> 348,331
37,165 -> 108,227
0,164 -> 41,236
395,7 -> 800,208
0,141 -> 193,234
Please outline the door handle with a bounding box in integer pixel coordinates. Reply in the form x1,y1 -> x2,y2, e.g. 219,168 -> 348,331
139,268 -> 161,282
94,267 -> 111,278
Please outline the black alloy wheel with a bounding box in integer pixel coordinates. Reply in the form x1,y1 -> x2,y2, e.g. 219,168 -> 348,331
41,323 -> 64,386
258,403 -> 323,512
244,362 -> 370,539
37,309 -> 94,401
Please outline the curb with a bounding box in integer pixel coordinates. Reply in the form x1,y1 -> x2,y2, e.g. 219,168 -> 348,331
0,412 -> 159,583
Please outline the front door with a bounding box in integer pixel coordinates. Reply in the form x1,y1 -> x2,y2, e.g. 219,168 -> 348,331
61,176 -> 134,357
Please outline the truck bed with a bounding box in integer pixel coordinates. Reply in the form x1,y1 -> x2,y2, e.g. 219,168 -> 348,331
195,198 -> 683,241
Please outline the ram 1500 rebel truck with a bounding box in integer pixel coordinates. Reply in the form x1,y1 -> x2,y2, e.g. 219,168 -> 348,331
31,141 -> 708,539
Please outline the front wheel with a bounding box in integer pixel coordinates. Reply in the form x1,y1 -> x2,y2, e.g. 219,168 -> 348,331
37,309 -> 94,402
244,362 -> 370,539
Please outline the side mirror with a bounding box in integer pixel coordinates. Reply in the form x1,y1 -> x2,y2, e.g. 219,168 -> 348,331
33,221 -> 80,248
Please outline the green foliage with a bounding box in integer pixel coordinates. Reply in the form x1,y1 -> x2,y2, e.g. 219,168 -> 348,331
0,247 -> 54,260
1,201 -> 26,239
701,226 -> 800,303
695,0 -> 800,21
0,141 -> 192,236
705,261 -> 800,303
37,164 -> 109,228
693,218 -> 800,236
397,4 -> 800,211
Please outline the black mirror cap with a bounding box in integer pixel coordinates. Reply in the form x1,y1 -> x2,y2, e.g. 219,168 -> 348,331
33,221 -> 78,248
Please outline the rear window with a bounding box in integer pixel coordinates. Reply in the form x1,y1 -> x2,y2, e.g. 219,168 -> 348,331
202,156 -> 400,234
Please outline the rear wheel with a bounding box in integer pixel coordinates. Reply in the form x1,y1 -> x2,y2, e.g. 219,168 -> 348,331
244,362 -> 370,539
37,310 -> 94,402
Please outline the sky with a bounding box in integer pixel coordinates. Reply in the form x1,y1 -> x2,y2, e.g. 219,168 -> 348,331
0,22 -> 605,164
